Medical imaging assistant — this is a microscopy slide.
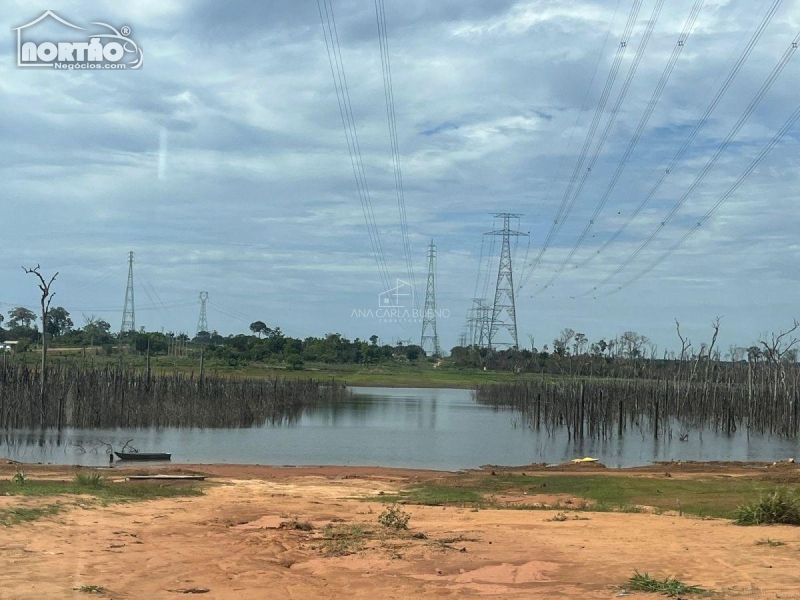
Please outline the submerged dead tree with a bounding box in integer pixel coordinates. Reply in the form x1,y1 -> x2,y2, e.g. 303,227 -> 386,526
476,319 -> 800,439
0,365 -> 349,429
22,265 -> 58,426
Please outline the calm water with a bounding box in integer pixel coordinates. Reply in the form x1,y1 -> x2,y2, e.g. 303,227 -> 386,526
1,387 -> 798,470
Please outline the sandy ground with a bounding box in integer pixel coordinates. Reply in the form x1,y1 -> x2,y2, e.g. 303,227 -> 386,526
1,462 -> 799,599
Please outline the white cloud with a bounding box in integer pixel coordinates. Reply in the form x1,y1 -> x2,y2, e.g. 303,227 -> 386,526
1,0 -> 799,349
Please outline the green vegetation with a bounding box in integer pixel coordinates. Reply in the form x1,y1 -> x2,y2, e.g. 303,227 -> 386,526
74,585 -> 107,594
74,472 -> 104,488
0,504 -> 63,527
378,503 -> 411,530
6,349 -> 561,389
0,474 -> 204,504
0,473 -> 204,527
627,571 -> 704,597
734,490 -> 800,526
376,473 -> 797,519
320,523 -> 370,556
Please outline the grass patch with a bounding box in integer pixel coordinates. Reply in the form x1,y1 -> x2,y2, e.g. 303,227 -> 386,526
0,475 -> 204,508
734,490 -> 800,526
377,486 -> 484,507
755,538 -> 786,547
74,585 -> 106,594
0,504 -> 63,527
319,523 -> 370,556
376,473 -> 796,519
628,571 -> 704,597
74,473 -> 105,489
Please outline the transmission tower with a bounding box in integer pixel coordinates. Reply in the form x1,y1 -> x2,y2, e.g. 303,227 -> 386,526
420,240 -> 441,356
197,292 -> 209,335
469,299 -> 492,349
467,298 -> 486,347
458,331 -> 469,348
120,251 -> 136,335
487,214 -> 527,350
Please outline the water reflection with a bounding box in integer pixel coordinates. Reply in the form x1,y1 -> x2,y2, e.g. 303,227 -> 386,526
1,388 -> 798,470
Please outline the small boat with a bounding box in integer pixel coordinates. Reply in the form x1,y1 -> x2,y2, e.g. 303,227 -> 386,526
114,452 -> 172,461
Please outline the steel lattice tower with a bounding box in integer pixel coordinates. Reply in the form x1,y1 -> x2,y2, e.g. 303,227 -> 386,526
487,214 -> 527,350
467,298 -> 486,347
197,292 -> 209,335
420,240 -> 441,356
471,299 -> 492,348
120,251 -> 136,335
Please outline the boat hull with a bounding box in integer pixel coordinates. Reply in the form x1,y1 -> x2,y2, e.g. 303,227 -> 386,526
114,452 -> 172,461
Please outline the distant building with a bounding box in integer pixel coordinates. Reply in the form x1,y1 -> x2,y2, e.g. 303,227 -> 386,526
0,341 -> 19,353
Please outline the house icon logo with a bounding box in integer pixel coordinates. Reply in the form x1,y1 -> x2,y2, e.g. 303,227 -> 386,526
378,279 -> 413,309
13,10 -> 143,70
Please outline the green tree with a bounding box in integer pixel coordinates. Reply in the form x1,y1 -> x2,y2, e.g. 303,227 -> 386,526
193,331 -> 212,344
405,345 -> 423,361
83,318 -> 111,343
8,306 -> 37,328
285,353 -> 304,370
249,321 -> 268,338
45,307 -> 73,337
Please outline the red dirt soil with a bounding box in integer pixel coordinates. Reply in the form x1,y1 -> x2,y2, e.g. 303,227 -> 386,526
0,462 -> 798,599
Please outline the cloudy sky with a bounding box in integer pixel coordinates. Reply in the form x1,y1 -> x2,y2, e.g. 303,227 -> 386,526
2,0 -> 800,353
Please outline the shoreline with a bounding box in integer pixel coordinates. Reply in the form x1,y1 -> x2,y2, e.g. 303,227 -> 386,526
3,458 -> 794,478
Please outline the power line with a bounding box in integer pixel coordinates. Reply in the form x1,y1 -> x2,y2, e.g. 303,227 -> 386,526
481,218 -> 498,302
472,228 -> 488,300
517,0 -> 644,289
529,0 -> 623,276
588,26 -> 800,295
599,100 -> 800,297
578,0 -> 784,275
536,0 -> 704,293
316,0 -> 392,293
374,0 -> 417,306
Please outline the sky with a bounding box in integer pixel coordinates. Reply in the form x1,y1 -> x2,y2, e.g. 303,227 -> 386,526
1,0 -> 800,355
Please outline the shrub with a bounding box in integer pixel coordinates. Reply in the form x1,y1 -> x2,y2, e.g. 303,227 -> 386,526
378,503 -> 410,530
12,471 -> 26,486
734,490 -> 800,526
74,473 -> 105,489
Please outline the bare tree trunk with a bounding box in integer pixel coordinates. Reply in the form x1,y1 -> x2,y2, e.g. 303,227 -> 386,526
23,265 -> 58,426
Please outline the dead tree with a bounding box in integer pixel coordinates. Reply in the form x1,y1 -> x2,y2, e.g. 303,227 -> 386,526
675,320 -> 691,384
759,320 -> 800,417
22,265 -> 58,425
702,318 -> 722,401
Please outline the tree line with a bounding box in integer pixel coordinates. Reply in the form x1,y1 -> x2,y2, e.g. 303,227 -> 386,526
0,305 -> 427,367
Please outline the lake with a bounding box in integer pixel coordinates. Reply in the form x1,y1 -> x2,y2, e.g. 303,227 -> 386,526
1,387 -> 798,470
